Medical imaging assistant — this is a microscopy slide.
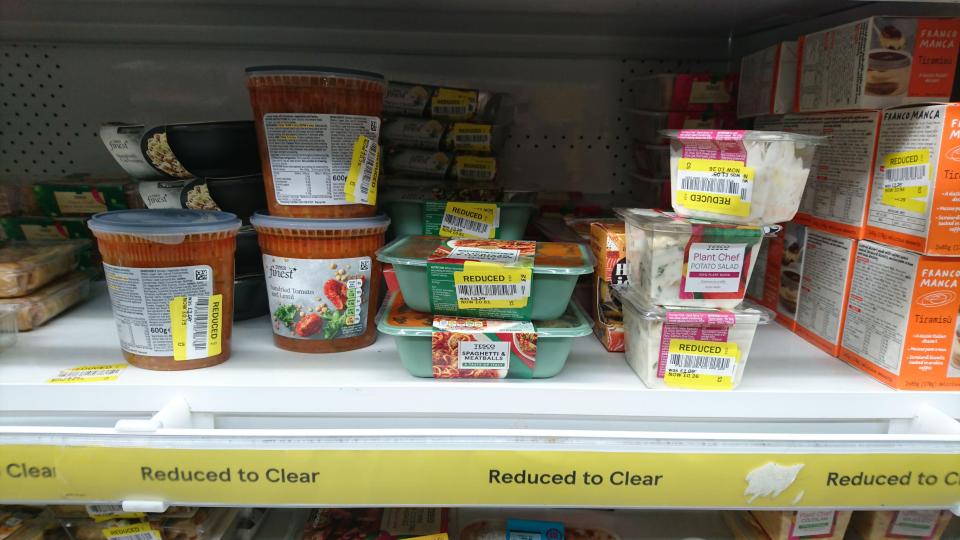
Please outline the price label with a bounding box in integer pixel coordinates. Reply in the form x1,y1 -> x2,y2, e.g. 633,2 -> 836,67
454,262 -> 531,309
344,135 -> 380,206
47,364 -> 128,384
676,158 -> 754,217
881,149 -> 930,215
664,339 -> 739,390
439,202 -> 499,239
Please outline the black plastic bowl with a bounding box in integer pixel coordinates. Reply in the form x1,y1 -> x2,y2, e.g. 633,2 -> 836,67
165,121 -> 260,179
205,174 -> 267,222
234,273 -> 269,321
235,227 -> 263,276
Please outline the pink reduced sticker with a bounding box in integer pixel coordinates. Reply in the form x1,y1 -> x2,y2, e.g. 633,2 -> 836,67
676,130 -> 748,161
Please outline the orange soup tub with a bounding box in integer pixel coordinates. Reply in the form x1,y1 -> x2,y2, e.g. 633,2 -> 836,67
245,65 -> 385,219
251,212 -> 390,353
89,209 -> 241,371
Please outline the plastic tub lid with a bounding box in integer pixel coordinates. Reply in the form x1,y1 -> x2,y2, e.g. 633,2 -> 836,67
377,292 -> 592,338
245,65 -> 384,81
660,129 -> 826,145
615,208 -> 779,236
376,236 -> 595,275
250,211 -> 390,232
88,209 -> 241,235
614,286 -> 770,325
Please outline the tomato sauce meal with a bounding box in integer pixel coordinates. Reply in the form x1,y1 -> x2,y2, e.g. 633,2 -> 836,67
245,66 -> 385,219
251,212 -> 390,353
88,209 -> 241,371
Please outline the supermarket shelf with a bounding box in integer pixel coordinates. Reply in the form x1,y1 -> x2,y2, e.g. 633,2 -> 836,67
1,284 -> 959,429
1,286 -> 958,508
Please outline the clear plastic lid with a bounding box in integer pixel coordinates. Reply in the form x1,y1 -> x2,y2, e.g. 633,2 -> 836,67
88,209 -> 241,235
660,129 -> 826,145
250,211 -> 390,232
615,208 -> 779,236
613,286 -> 771,325
376,236 -> 595,275
377,291 -> 592,338
245,65 -> 384,81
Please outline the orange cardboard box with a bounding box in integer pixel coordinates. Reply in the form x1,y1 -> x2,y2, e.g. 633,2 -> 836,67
797,17 -> 960,112
590,221 -> 628,352
756,111 -> 881,239
865,103 -> 960,255
792,228 -> 857,356
839,241 -> 960,390
747,224 -> 804,329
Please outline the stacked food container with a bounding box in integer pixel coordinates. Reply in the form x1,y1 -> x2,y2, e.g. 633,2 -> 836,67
375,235 -> 594,379
614,128 -> 824,390
378,81 -> 536,240
626,73 -> 738,208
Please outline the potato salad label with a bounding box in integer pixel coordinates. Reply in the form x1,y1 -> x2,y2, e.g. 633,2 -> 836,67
262,113 -> 380,206
431,315 -> 537,379
658,310 -> 739,390
102,264 -> 214,358
426,239 -> 535,320
880,149 -> 930,215
263,255 -> 372,341
676,158 -> 754,217
664,339 -> 740,390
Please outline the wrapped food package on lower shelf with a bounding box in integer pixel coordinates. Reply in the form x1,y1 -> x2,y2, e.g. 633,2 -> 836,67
0,242 -> 85,298
302,508 -> 448,540
0,272 -> 91,331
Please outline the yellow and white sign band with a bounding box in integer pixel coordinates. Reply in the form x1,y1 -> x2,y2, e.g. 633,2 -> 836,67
1,445 -> 958,507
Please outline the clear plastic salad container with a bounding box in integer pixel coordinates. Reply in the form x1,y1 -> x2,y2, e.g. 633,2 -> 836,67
376,236 -> 595,320
616,208 -> 768,309
377,292 -> 591,378
616,286 -> 769,390
663,129 -> 825,225
384,200 -> 535,240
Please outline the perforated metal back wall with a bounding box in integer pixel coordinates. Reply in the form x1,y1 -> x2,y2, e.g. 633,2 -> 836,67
0,43 -> 721,197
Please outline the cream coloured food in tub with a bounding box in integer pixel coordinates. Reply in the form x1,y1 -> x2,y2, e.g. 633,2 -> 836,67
668,133 -> 820,225
622,301 -> 761,389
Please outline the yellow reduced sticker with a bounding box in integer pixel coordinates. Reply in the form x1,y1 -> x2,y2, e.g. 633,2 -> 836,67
408,536 -> 449,540
344,135 -> 380,206
454,155 -> 497,181
664,339 -> 739,390
881,149 -> 930,215
431,88 -> 477,119
675,158 -> 754,217
451,123 -> 492,152
454,261 -> 531,309
440,202 -> 498,239
102,522 -> 160,540
47,364 -> 128,384
170,295 -> 223,361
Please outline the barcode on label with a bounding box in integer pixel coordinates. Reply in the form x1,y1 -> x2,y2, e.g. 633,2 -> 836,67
456,134 -> 488,142
668,353 -> 732,373
680,175 -> 749,201
442,213 -> 490,236
48,364 -> 127,384
456,284 -> 523,297
434,105 -> 469,116
459,167 -> 494,180
885,165 -> 927,182
109,532 -> 159,540
85,504 -> 123,516
192,296 -> 210,350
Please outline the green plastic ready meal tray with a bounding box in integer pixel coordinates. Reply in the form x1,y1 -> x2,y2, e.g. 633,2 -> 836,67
384,200 -> 535,240
377,292 -> 591,378
376,236 -> 595,321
